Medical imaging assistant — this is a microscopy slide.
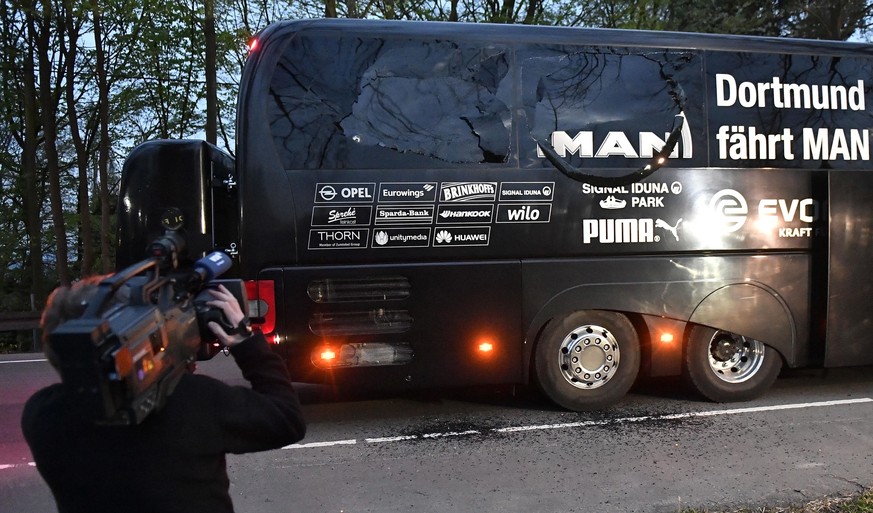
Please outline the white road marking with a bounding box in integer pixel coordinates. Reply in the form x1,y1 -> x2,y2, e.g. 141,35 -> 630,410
0,463 -> 36,470
422,430 -> 480,438
5,397 -> 872,468
284,397 -> 873,449
0,359 -> 47,364
366,435 -> 417,443
284,439 -> 357,449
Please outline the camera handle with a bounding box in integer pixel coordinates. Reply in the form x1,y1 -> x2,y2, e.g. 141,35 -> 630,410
82,257 -> 166,319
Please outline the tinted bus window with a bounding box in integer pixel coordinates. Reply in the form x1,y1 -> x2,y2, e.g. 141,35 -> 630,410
269,35 -> 513,170
518,46 -> 705,169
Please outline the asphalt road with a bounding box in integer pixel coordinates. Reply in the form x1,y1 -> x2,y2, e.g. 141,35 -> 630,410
1,353 -> 871,513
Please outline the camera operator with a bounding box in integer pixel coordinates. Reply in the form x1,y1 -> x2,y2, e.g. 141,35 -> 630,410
21,277 -> 306,513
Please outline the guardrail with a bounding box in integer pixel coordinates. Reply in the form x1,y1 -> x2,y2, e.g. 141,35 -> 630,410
0,312 -> 42,331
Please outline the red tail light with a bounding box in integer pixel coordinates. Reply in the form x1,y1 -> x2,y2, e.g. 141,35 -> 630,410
245,280 -> 276,339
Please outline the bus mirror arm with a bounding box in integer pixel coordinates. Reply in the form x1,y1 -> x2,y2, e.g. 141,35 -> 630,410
535,111 -> 686,187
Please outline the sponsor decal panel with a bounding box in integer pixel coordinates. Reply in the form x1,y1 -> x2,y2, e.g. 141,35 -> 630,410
308,229 -> 369,250
433,227 -> 491,247
315,183 -> 376,204
437,204 -> 494,224
708,189 -> 819,238
378,182 -> 438,203
496,204 -> 552,223
372,228 -> 432,248
499,182 -> 555,202
440,182 -> 497,202
714,74 -> 869,163
311,206 -> 372,227
375,206 -> 435,225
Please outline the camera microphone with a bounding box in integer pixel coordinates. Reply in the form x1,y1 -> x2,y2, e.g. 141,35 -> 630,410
193,252 -> 232,281
181,251 -> 232,295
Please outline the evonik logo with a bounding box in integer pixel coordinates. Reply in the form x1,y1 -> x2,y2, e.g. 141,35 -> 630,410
709,189 -> 749,233
707,189 -> 819,235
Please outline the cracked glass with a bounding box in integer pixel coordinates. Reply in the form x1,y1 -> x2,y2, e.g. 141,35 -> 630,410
269,34 -> 512,170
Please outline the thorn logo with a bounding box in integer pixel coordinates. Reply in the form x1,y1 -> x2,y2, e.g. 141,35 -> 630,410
435,230 -> 453,244
709,189 -> 748,232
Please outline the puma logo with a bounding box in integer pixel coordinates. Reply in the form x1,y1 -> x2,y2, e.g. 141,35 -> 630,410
655,218 -> 682,241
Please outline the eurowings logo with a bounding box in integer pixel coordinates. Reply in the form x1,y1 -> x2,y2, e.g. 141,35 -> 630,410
537,116 -> 693,160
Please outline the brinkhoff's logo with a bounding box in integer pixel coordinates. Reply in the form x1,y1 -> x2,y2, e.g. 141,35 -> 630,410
440,182 -> 497,202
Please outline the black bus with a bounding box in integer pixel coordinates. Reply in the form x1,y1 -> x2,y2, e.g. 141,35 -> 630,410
117,19 -> 873,410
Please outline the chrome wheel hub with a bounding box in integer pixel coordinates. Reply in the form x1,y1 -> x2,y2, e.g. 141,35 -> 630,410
558,324 -> 619,390
707,331 -> 765,383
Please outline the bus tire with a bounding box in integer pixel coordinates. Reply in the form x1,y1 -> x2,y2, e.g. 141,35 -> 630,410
683,325 -> 782,403
534,310 -> 640,411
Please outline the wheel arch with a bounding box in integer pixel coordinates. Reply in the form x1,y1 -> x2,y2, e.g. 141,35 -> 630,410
523,280 -> 798,382
687,281 -> 796,366
523,283 -> 669,383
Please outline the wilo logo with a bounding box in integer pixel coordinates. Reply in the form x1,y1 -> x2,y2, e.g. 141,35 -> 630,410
709,189 -> 749,232
538,116 -> 693,160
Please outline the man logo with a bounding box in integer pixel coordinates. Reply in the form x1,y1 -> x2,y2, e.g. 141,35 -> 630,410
709,189 -> 748,232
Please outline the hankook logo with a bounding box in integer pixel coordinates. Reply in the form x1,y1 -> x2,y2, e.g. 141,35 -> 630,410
709,189 -> 748,232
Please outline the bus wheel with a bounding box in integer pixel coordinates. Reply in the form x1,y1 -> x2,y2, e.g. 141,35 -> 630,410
683,325 -> 782,402
534,311 -> 640,411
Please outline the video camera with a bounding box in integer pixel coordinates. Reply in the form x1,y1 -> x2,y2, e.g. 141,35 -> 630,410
49,230 -> 247,426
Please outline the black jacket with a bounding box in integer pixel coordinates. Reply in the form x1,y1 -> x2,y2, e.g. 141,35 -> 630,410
21,332 -> 306,513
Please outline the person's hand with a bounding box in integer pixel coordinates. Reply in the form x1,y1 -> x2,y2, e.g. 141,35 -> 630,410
205,284 -> 249,347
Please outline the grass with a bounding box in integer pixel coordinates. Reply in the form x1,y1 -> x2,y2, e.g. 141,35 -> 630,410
680,488 -> 873,512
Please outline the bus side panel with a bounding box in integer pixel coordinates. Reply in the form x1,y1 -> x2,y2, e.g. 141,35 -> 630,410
521,254 -> 811,376
277,261 -> 523,389
825,171 -> 873,367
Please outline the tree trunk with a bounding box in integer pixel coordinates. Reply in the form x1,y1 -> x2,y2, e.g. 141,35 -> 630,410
205,0 -> 217,144
64,0 -> 95,276
93,2 -> 112,273
21,5 -> 45,302
38,0 -> 70,286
